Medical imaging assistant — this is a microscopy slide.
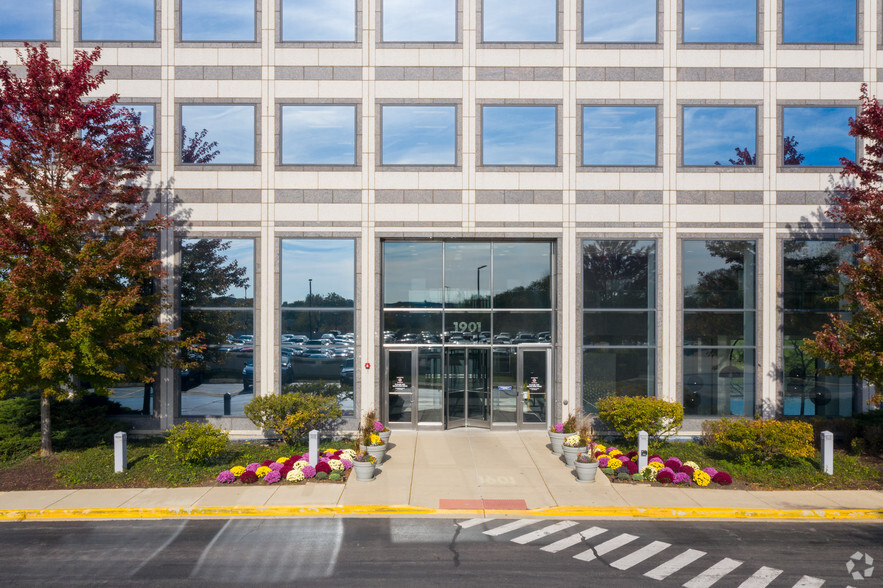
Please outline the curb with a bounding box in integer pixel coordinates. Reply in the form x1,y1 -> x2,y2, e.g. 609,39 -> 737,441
1,505 -> 881,522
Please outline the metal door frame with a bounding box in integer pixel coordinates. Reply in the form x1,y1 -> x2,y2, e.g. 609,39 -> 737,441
517,346 -> 552,428
444,346 -> 491,429
384,348 -> 417,426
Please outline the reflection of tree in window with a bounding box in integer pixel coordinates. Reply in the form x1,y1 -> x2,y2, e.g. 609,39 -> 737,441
492,276 -> 550,308
181,126 -> 220,163
713,136 -> 806,166
583,241 -> 652,308
684,241 -> 753,310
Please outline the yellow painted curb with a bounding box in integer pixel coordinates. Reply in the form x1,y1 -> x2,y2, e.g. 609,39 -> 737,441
527,506 -> 883,520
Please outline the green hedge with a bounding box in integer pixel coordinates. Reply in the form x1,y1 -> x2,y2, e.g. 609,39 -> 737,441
596,396 -> 683,443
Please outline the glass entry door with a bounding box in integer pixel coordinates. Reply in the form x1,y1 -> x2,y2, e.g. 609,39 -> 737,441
519,348 -> 549,425
445,348 -> 490,428
387,350 -> 414,424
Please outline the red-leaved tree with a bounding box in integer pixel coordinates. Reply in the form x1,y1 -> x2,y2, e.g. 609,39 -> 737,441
0,44 -> 189,455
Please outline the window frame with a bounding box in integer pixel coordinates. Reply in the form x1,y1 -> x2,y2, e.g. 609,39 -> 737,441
177,0 -> 260,45
679,0 -> 762,47
278,0 -> 361,45
679,103 -> 762,170
0,0 -> 57,44
377,102 -> 461,170
114,100 -> 160,168
277,101 -> 361,168
478,102 -> 561,169
377,0 -> 462,47
579,0 -> 661,46
176,101 -> 261,169
478,0 -> 561,47
779,0 -> 860,47
778,103 -> 859,170
579,102 -> 661,169
77,0 -> 159,45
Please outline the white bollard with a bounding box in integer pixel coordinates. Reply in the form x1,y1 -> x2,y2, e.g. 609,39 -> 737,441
309,429 -> 319,466
638,430 -> 649,471
821,430 -> 834,475
114,431 -> 127,473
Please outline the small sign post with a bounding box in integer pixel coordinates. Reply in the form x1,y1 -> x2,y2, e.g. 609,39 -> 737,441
638,430 -> 649,471
114,431 -> 127,473
309,429 -> 319,466
821,430 -> 834,475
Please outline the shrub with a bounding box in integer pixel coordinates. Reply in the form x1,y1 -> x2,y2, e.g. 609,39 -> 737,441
281,380 -> 341,397
596,396 -> 683,443
244,392 -> 343,444
166,422 -> 229,465
702,418 -> 815,466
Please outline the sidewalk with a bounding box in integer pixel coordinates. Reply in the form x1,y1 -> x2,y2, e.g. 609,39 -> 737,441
1,429 -> 881,522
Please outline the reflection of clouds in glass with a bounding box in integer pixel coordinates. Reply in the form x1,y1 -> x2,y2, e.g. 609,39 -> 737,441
383,242 -> 443,306
483,106 -> 556,165
683,0 -> 755,43
0,1 -> 54,40
683,107 -> 756,166
383,0 -> 456,42
282,105 -> 355,164
583,106 -> 656,165
116,104 -> 154,132
281,240 -> 354,303
81,0 -> 154,41
181,105 -> 255,164
181,0 -> 254,41
784,0 -> 856,43
784,107 -> 855,166
382,106 -> 456,165
282,0 -> 355,41
492,242 -> 551,295
584,0 -> 655,42
181,238 -> 254,300
483,0 -> 556,42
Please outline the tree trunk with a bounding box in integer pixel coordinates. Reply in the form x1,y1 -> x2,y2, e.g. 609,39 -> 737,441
40,391 -> 52,457
142,383 -> 152,415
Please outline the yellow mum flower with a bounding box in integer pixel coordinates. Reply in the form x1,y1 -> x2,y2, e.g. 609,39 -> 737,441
368,434 -> 383,445
607,458 -> 623,469
276,457 -> 288,463
255,466 -> 271,478
594,444 -> 607,454
693,470 -> 711,487
648,461 -> 664,470
230,466 -> 246,477
608,449 -> 623,457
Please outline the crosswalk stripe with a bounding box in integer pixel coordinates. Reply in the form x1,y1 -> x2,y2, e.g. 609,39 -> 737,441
684,557 -> 743,588
610,540 -> 672,570
541,526 -> 608,553
457,518 -> 492,529
645,549 -> 707,580
737,566 -> 783,588
483,519 -> 537,537
792,576 -> 825,588
512,521 -> 578,544
573,533 -> 639,562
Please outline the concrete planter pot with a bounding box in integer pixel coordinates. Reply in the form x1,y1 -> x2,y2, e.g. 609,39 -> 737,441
561,444 -> 586,468
549,431 -> 566,455
574,460 -> 599,483
378,430 -> 391,444
352,460 -> 376,482
366,443 -> 387,465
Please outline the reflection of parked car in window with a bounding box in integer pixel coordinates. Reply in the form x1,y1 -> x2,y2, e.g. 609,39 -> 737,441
513,332 -> 538,344
340,358 -> 354,386
242,361 -> 253,390
537,331 -> 551,342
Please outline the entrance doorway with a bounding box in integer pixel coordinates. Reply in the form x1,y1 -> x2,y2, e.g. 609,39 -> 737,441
446,348 -> 490,428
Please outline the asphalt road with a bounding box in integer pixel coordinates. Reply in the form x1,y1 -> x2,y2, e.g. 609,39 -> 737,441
1,518 -> 880,586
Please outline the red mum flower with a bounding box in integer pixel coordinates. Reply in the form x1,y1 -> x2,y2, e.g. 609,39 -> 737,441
712,472 -> 733,486
261,460 -> 273,467
656,470 -> 674,484
315,462 -> 332,474
679,465 -> 695,477
240,471 -> 259,484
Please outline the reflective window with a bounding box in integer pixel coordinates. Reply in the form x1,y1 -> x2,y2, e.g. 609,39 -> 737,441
180,239 -> 254,416
181,0 -> 255,42
583,106 -> 656,166
482,106 -> 557,166
493,242 -> 552,308
444,243 -> 492,309
382,0 -> 456,42
383,242 -> 444,308
683,0 -> 756,43
116,104 -> 155,164
783,0 -> 856,44
583,0 -> 655,43
281,105 -> 356,165
782,107 -> 855,166
381,105 -> 456,165
683,106 -> 756,166
0,1 -> 54,40
180,105 -> 255,165
383,312 -> 443,343
483,0 -> 556,42
282,0 -> 355,42
81,0 -> 154,41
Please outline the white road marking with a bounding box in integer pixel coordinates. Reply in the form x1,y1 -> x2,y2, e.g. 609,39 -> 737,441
457,518 -> 493,529
541,526 -> 608,553
610,540 -> 672,570
129,520 -> 188,577
511,521 -> 578,544
483,519 -> 537,537
792,576 -> 825,588
737,566 -> 783,588
684,557 -> 743,588
645,549 -> 707,580
189,519 -> 232,578
573,533 -> 639,562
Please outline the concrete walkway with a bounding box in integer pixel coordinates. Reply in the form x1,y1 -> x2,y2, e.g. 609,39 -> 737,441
1,429 -> 880,521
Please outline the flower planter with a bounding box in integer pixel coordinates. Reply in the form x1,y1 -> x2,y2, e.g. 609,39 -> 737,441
378,430 -> 391,444
352,460 -> 375,482
549,431 -> 566,456
561,444 -> 586,468
574,460 -> 599,483
366,443 -> 387,465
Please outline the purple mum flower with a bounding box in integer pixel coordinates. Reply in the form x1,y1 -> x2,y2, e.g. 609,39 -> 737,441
703,467 -> 718,477
373,421 -> 385,432
658,466 -> 674,475
649,457 -> 664,464
269,462 -> 284,471
672,472 -> 691,485
245,463 -> 261,472
341,459 -> 353,470
319,456 -> 329,463
216,470 -> 235,484
598,456 -> 609,467
302,465 -> 316,478
664,457 -> 682,470
264,471 -> 282,484
553,423 -> 564,433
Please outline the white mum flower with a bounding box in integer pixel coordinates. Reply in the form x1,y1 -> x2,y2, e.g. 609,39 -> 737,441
292,461 -> 307,471
286,469 -> 305,482
328,459 -> 344,471
684,461 -> 701,470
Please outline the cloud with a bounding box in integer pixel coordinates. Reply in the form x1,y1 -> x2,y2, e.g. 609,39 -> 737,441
181,0 -> 255,41
783,0 -> 856,43
281,105 -> 356,164
382,106 -> 456,165
683,107 -> 756,165
0,1 -> 54,40
282,0 -> 355,41
281,240 -> 355,301
383,0 -> 456,42
482,106 -> 556,165
683,1 -> 756,43
583,106 -> 656,165
784,107 -> 855,165
81,0 -> 154,41
181,105 -> 255,164
483,0 -> 557,42
584,0 -> 656,42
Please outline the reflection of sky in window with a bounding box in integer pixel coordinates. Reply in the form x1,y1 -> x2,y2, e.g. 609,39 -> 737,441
682,240 -> 754,306
583,106 -> 656,165
382,106 -> 456,165
683,107 -> 756,166
282,105 -> 355,165
483,0 -> 556,42
483,106 -> 556,166
81,0 -> 155,41
584,0 -> 655,42
683,0 -> 756,43
784,0 -> 856,43
383,0 -> 456,42
281,240 -> 354,304
492,242 -> 551,300
181,0 -> 255,41
383,242 -> 443,306
183,238 -> 254,300
0,1 -> 54,40
783,107 -> 855,166
181,105 -> 255,164
114,104 -> 155,162
282,0 -> 355,41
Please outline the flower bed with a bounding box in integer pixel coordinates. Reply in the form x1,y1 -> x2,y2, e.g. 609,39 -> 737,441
593,444 -> 733,487
216,448 -> 356,485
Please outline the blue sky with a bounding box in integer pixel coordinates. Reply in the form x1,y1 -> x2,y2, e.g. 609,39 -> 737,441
282,0 -> 355,42
382,0 -> 456,42
281,240 -> 354,304
382,106 -> 456,165
181,0 -> 254,41
181,238 -> 254,300
583,106 -> 656,166
181,105 -> 255,165
483,106 -> 556,166
784,0 -> 856,43
483,0 -> 556,42
683,0 -> 756,43
583,0 -> 655,43
281,105 -> 355,165
81,0 -> 154,41
0,1 -> 54,40
783,107 -> 855,165
683,107 -> 756,166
